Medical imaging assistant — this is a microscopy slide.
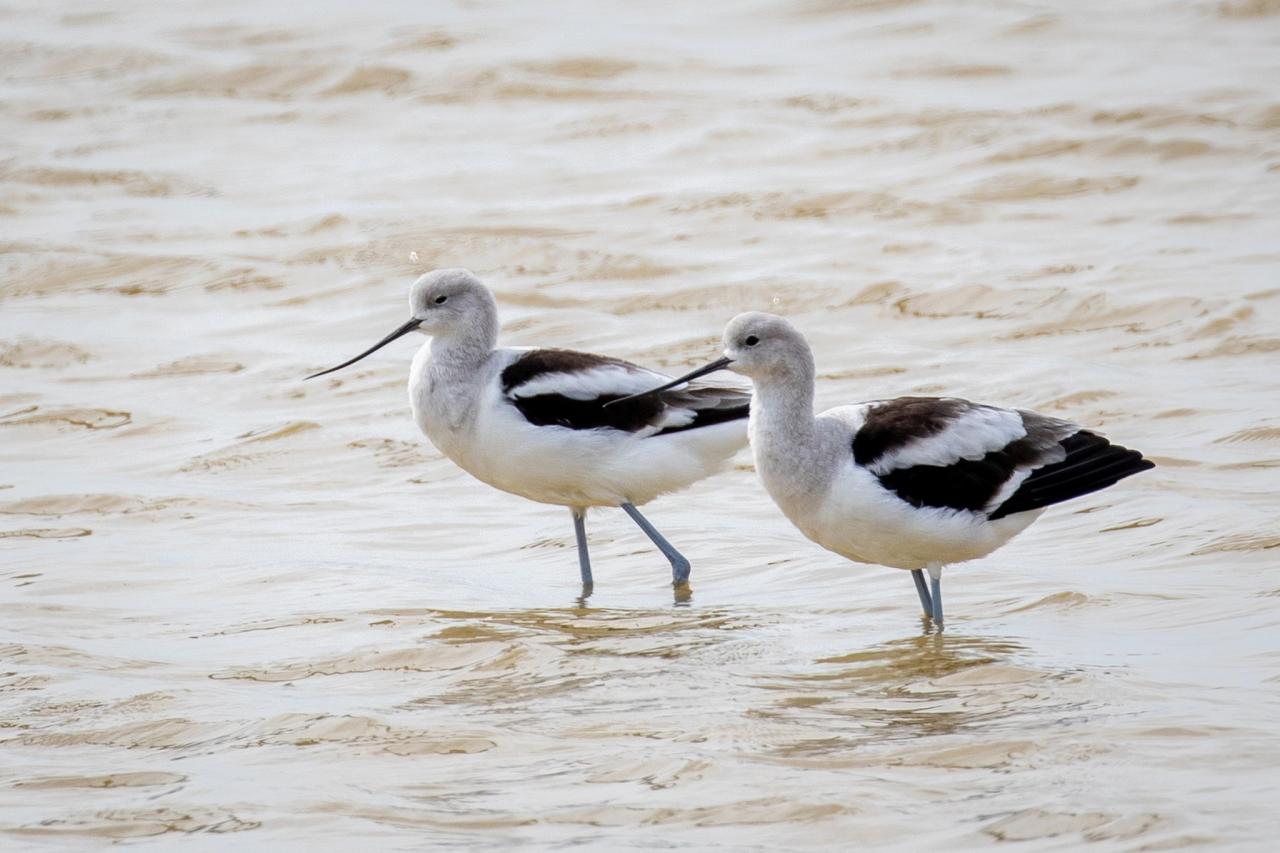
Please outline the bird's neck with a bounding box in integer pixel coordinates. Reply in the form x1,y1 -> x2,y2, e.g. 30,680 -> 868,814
750,369 -> 818,448
749,368 -> 830,509
429,310 -> 498,372
414,315 -> 498,441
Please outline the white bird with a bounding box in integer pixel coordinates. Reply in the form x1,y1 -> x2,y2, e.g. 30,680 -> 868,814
306,269 -> 749,592
611,312 -> 1154,629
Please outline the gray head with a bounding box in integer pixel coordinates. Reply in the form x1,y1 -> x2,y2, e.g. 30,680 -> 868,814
603,311 -> 814,409
306,268 -> 498,380
719,312 -> 815,382
408,268 -> 498,337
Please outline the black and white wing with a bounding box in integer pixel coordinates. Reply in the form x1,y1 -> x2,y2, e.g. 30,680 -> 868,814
500,348 -> 749,436
849,396 -> 1153,519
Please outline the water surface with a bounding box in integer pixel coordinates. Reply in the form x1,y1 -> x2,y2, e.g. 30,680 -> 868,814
3,0 -> 1279,848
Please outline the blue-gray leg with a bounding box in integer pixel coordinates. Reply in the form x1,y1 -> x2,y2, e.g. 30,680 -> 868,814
911,569 -> 933,617
571,508 -> 593,591
928,564 -> 944,631
619,502 -> 691,585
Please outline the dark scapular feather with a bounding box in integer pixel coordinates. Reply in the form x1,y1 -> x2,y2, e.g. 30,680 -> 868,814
500,348 -> 749,434
852,397 -> 969,468
876,433 -> 1046,513
868,409 -> 1153,518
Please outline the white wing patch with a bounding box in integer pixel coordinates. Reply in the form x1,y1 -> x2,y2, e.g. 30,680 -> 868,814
868,405 -> 1027,476
499,348 -> 748,437
984,467 -> 1033,512
506,364 -> 667,401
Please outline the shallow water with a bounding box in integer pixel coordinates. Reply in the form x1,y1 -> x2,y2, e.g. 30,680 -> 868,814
3,0 -> 1279,848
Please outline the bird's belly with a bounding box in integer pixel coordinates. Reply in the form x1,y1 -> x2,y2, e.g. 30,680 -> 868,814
417,391 -> 742,508
772,465 -> 1042,570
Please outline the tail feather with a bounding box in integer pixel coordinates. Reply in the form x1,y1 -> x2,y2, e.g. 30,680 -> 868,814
989,431 -> 1153,520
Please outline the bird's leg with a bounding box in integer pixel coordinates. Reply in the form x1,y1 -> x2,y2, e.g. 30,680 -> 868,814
619,502 -> 691,585
571,508 -> 594,593
928,564 -> 944,632
911,569 -> 933,617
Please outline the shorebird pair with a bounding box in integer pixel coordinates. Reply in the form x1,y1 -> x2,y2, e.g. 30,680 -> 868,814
307,269 -> 1153,629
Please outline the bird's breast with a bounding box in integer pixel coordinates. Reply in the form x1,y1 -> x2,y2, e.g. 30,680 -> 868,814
411,364 -> 474,453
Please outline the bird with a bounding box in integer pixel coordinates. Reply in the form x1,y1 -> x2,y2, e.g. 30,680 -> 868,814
609,312 -> 1154,629
305,269 -> 750,593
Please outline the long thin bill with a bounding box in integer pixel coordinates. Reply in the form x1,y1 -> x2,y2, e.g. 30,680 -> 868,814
603,356 -> 734,407
305,317 -> 422,380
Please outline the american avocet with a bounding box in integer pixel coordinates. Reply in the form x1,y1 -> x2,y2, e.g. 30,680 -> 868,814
612,312 -> 1154,629
306,269 -> 749,591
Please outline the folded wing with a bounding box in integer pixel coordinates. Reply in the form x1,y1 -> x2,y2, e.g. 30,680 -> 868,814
501,349 -> 749,436
850,396 -> 1153,518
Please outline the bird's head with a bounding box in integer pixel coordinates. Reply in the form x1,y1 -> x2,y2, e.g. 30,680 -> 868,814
719,312 -> 814,381
305,268 -> 496,380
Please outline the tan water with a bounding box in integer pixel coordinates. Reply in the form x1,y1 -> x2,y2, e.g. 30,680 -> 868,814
3,0 -> 1279,848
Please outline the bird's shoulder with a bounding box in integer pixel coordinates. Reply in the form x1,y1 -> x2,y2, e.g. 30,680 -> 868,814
834,396 -> 1084,516
499,347 -> 665,401
846,396 -> 1070,474
497,347 -> 748,435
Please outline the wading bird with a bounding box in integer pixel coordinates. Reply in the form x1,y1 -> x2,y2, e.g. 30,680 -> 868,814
307,270 -> 749,592
610,312 -> 1153,629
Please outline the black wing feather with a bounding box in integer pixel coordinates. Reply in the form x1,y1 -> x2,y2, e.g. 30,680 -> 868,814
501,349 -> 749,434
652,385 -> 750,436
510,392 -> 667,432
852,396 -> 969,467
501,349 -> 665,431
856,397 -> 1154,518
988,431 -> 1153,520
876,434 -> 1046,513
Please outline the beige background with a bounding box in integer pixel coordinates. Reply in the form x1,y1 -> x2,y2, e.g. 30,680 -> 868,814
2,0 -> 1278,848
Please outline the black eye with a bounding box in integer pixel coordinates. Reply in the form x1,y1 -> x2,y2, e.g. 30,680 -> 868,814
744,335 -> 759,347
434,295 -> 448,304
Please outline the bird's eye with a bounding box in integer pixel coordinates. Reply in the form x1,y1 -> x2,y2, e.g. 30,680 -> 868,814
745,335 -> 759,347
434,295 -> 448,304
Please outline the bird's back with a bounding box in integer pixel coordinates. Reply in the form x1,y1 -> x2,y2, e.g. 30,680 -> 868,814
794,397 -> 1153,568
415,345 -> 750,507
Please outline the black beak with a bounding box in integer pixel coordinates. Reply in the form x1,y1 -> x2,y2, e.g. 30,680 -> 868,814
603,356 -> 734,408
305,317 -> 422,380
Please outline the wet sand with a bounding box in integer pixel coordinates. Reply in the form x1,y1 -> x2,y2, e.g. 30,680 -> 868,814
3,0 -> 1280,848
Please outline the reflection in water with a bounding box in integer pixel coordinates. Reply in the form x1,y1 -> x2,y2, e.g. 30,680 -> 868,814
810,633 -> 1028,683
752,634 -> 1050,745
374,603 -> 742,651
570,580 -> 692,609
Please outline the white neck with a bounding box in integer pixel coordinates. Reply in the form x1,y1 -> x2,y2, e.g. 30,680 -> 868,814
749,361 -> 834,509
752,369 -> 816,442
413,299 -> 500,438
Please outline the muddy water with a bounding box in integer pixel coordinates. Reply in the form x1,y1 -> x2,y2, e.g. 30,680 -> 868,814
3,0 -> 1279,848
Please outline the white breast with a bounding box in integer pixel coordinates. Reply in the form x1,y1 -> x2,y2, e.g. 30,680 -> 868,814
755,405 -> 1042,571
409,347 -> 745,508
